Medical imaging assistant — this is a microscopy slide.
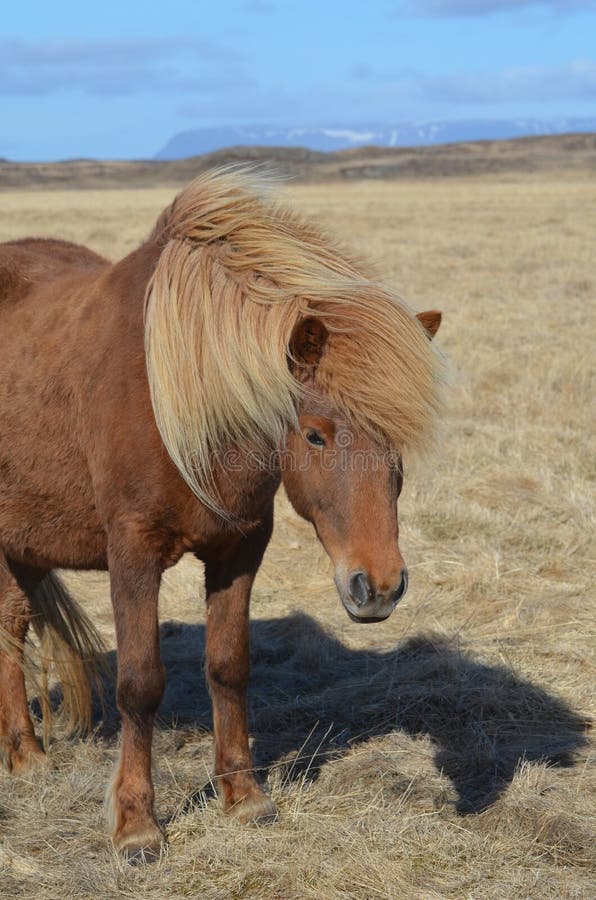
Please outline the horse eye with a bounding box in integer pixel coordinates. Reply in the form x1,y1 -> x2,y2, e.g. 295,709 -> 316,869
305,429 -> 326,447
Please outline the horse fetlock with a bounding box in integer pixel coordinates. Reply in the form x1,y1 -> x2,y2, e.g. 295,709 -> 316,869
107,780 -> 164,858
222,780 -> 278,824
0,730 -> 46,775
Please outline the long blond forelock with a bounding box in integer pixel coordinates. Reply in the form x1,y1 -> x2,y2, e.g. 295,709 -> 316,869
144,168 -> 443,515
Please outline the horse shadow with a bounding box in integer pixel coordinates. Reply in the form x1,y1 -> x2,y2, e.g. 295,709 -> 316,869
84,611 -> 588,816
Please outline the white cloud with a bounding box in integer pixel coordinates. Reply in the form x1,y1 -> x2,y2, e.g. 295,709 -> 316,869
397,0 -> 596,16
413,59 -> 596,103
0,37 -> 245,97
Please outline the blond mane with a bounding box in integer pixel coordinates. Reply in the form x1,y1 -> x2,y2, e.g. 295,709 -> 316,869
144,167 -> 444,513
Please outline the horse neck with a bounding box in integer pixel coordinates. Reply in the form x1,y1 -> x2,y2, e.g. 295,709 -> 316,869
107,239 -> 283,525
108,240 -> 162,309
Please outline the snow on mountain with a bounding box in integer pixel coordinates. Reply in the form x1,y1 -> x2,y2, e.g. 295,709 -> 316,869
155,118 -> 596,160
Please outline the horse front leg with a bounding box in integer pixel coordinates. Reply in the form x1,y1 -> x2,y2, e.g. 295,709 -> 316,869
106,533 -> 165,857
204,517 -> 276,823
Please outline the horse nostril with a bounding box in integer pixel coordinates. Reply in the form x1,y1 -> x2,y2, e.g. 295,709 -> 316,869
348,571 -> 372,608
393,568 -> 409,603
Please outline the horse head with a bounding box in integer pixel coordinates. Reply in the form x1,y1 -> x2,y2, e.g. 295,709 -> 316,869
282,310 -> 441,623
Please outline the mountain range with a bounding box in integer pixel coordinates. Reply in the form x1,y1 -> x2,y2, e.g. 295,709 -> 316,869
155,117 -> 596,160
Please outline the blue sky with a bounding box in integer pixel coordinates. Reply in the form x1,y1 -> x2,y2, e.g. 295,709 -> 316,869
1,0 -> 594,160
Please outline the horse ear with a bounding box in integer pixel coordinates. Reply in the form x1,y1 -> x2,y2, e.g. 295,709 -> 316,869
416,310 -> 442,340
288,316 -> 329,372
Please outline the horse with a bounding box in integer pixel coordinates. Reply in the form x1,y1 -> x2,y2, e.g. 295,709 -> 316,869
0,168 -> 442,856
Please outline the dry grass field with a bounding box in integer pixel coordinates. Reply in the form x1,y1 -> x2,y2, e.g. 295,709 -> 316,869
0,172 -> 594,898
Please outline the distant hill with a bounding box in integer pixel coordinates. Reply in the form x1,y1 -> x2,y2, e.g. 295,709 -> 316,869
155,118 -> 596,160
1,133 -> 594,191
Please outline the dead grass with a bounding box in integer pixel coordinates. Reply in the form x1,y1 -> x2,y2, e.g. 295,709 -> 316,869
0,173 -> 594,898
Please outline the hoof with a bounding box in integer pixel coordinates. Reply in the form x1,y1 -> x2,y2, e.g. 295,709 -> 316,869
227,791 -> 278,825
0,741 -> 47,776
112,822 -> 165,862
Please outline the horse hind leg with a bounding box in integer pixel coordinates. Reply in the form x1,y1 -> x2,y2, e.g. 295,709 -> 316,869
0,554 -> 47,774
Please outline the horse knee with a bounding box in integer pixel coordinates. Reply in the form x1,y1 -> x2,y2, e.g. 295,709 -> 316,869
117,663 -> 165,719
207,653 -> 248,693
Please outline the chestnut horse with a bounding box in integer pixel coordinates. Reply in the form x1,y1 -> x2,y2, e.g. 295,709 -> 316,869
0,169 -> 442,856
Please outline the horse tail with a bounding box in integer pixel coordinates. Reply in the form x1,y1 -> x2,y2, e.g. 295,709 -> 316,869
29,572 -> 107,749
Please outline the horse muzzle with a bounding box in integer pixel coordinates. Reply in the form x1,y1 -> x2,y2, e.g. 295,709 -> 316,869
336,568 -> 409,624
